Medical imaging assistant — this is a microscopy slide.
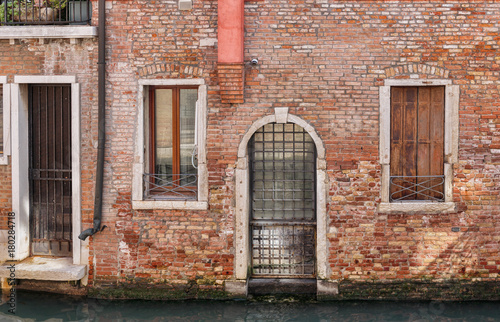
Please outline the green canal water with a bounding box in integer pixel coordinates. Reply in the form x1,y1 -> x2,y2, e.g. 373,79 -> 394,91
1,291 -> 500,321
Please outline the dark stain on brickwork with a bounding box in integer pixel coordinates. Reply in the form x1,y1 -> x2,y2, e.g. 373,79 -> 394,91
334,280 -> 500,301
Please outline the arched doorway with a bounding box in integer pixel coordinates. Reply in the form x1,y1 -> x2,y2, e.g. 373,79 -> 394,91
248,122 -> 316,277
232,108 -> 328,287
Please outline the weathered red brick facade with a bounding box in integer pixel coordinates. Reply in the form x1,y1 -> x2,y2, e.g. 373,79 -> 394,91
0,0 -> 499,299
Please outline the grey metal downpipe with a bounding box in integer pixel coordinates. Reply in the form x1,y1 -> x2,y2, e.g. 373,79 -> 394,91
79,0 -> 106,240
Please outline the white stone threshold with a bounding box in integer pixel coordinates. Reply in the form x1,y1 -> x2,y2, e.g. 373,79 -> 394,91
0,257 -> 86,281
0,26 -> 97,39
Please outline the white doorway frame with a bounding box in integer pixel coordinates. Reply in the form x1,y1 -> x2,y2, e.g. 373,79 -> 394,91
11,75 -> 84,265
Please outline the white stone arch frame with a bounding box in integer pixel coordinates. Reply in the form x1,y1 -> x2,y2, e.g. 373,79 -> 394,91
234,107 -> 329,281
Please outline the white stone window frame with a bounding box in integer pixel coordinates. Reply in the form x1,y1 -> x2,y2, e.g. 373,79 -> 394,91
378,79 -> 459,213
10,75 -> 85,266
132,79 -> 208,210
0,76 -> 10,165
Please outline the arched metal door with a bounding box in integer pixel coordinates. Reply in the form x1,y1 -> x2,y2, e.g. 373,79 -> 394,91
249,123 -> 316,278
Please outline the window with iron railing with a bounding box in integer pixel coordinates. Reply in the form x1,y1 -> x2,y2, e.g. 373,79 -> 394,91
144,86 -> 198,200
0,0 -> 91,25
379,80 -> 459,213
133,80 -> 208,210
390,86 -> 445,202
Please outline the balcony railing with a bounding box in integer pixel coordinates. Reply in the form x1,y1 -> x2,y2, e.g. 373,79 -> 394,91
144,173 -> 198,200
0,0 -> 91,25
390,175 -> 445,202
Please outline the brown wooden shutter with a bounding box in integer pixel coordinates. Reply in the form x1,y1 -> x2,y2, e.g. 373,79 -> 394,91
424,86 -> 444,199
391,87 -> 418,200
390,86 -> 444,201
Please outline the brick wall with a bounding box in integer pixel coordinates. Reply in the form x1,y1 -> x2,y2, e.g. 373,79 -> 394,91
0,38 -> 98,263
92,0 -> 499,288
86,0 -> 229,288
241,0 -> 500,281
1,0 -> 498,293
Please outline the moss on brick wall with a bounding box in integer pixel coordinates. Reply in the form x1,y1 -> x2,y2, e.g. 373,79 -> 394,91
89,279 -> 229,300
334,280 -> 500,301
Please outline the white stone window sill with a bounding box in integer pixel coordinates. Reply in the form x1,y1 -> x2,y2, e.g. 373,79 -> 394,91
0,26 -> 97,39
132,200 -> 208,211
378,202 -> 455,213
0,257 -> 86,281
0,155 -> 8,165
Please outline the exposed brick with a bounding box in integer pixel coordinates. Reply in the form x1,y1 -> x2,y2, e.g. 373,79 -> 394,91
217,63 -> 245,104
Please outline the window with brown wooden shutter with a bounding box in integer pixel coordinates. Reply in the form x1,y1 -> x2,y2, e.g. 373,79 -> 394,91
390,86 -> 445,202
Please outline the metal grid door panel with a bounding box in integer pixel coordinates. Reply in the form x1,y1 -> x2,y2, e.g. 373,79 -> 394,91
251,224 -> 315,277
249,123 -> 316,277
29,84 -> 72,256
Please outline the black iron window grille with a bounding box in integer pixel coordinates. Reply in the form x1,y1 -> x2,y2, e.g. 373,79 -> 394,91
390,175 -> 445,202
143,173 -> 197,200
1,0 -> 91,25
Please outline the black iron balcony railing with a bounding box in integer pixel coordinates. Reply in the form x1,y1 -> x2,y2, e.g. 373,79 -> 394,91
144,173 -> 198,200
0,0 -> 91,25
390,175 -> 445,202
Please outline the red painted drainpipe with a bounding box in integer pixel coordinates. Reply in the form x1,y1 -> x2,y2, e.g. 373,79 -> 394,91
218,0 -> 244,64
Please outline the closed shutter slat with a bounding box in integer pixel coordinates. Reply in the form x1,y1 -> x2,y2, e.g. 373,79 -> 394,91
429,86 -> 445,199
390,86 -> 444,201
390,87 -> 404,200
417,87 -> 431,200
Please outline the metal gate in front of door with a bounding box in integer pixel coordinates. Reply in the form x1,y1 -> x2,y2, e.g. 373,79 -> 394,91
29,84 -> 73,256
249,123 -> 316,278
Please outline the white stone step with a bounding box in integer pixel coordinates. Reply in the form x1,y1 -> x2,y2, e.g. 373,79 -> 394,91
0,257 -> 86,281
